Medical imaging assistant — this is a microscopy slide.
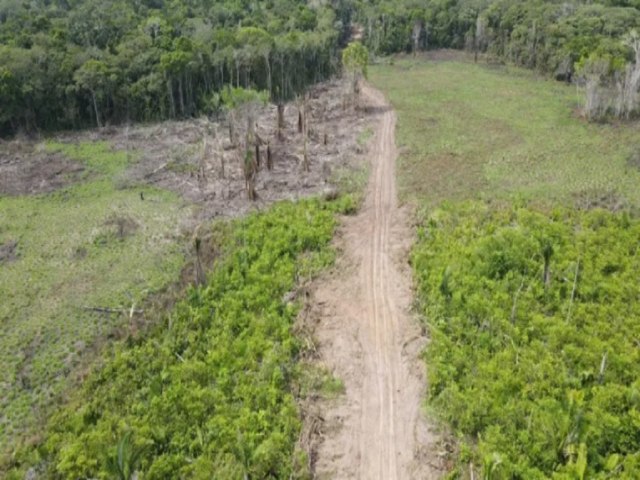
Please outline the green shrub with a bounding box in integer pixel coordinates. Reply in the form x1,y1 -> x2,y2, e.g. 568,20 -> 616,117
413,202 -> 640,479
9,197 -> 348,479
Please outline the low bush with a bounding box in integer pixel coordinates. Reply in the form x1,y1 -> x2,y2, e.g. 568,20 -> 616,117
413,202 -> 640,479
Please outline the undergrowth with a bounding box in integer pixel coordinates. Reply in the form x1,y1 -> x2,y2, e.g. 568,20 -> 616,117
6,196 -> 354,479
413,201 -> 640,479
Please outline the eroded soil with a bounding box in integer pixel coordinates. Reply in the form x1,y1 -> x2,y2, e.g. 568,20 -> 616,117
0,143 -> 84,196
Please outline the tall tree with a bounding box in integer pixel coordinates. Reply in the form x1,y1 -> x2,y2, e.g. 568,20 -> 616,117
74,59 -> 115,128
342,41 -> 369,101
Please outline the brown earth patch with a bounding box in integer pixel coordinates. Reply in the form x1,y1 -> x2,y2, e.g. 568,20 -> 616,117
573,189 -> 629,212
303,84 -> 450,479
50,80 -> 370,224
0,142 -> 84,196
0,240 -> 18,263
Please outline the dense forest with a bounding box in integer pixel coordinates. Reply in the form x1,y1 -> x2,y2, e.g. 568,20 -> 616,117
358,0 -> 640,68
2,0 -> 640,135
0,0 -> 352,134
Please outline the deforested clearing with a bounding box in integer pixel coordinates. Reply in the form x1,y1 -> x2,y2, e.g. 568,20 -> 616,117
371,56 -> 640,478
4,0 -> 640,478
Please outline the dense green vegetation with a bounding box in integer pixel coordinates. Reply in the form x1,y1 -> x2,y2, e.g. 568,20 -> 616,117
0,0 -> 350,134
4,0 -> 640,135
6,196 -> 353,479
413,202 -> 640,478
357,0 -> 640,73
0,141 -> 185,452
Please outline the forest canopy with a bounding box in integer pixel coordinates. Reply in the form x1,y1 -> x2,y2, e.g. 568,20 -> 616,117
2,0 -> 640,134
0,0 -> 352,134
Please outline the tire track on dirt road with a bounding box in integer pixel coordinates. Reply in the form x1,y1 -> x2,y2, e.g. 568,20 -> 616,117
309,85 -> 447,479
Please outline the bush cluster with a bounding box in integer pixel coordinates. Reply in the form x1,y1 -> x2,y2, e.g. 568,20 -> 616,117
413,202 -> 640,479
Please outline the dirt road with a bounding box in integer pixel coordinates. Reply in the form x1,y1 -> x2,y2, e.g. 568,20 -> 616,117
309,86 -> 446,479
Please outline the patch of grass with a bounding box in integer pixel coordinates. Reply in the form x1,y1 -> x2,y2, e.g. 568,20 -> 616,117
356,127 -> 374,147
0,141 -> 186,449
166,158 -> 199,175
330,161 -> 369,209
46,141 -> 132,177
370,60 -> 640,210
296,364 -> 346,400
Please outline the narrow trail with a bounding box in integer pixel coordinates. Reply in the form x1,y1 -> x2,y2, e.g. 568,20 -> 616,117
309,85 -> 446,479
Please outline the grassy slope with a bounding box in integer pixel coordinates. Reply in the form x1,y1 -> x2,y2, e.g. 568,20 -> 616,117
370,58 -> 640,478
0,142 -> 185,447
371,59 -> 640,209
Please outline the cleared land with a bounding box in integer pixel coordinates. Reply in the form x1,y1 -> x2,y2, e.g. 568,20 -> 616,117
371,56 -> 640,478
307,85 -> 447,479
0,80 -> 371,456
0,143 -> 186,446
371,56 -> 640,209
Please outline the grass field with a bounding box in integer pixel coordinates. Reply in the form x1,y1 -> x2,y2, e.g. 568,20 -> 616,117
371,58 -> 640,478
371,58 -> 640,209
0,141 -> 186,448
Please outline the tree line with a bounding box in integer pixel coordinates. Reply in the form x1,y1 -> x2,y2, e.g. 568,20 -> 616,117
3,0 -> 640,135
354,0 -> 640,119
0,0 -> 355,135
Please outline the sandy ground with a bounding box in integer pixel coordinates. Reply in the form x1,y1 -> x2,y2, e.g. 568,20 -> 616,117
305,85 -> 450,479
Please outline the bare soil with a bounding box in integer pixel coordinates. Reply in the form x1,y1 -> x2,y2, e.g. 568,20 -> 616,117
1,79 -> 369,228
0,142 -> 84,196
0,240 -> 18,263
48,80 -> 370,223
304,85 -> 450,479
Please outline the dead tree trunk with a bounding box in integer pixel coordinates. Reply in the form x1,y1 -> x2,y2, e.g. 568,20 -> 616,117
198,137 -> 207,187
302,106 -> 310,172
243,116 -> 258,201
91,90 -> 102,128
194,236 -> 206,286
277,103 -> 285,140
243,151 -> 257,201
267,144 -> 273,170
542,242 -> 553,289
228,111 -> 238,146
303,135 -> 309,172
296,96 -> 310,172
412,21 -> 423,57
